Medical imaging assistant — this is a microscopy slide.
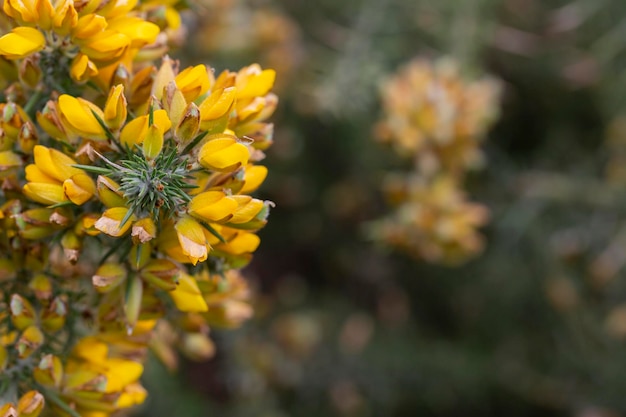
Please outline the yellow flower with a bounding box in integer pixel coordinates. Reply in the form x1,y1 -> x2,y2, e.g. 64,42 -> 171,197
235,64 -> 276,100
175,64 -> 211,102
174,216 -> 209,265
240,164 -> 268,194
0,0 -> 160,81
198,135 -> 250,172
188,191 -> 238,223
94,207 -> 136,237
120,109 -> 171,148
70,53 -> 99,83
23,146 -> 96,205
57,95 -> 108,141
103,84 -> 127,131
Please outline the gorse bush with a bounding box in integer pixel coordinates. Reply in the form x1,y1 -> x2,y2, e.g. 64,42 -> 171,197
0,1 -> 276,415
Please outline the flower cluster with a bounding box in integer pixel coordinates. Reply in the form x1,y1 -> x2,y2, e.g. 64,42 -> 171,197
371,58 -> 499,264
0,1 -> 276,415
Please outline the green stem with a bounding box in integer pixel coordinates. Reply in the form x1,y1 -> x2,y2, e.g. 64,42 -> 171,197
23,90 -> 45,117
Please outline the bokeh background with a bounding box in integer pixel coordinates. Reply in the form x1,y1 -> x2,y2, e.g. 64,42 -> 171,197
138,0 -> 626,416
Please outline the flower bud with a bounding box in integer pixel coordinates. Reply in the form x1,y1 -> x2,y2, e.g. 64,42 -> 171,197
36,101 -> 67,142
41,296 -> 67,333
29,273 -> 53,301
0,27 -> 45,60
19,56 -> 41,88
131,217 -> 157,244
163,81 -> 187,125
143,123 -> 164,159
152,56 -> 176,101
60,229 -> 82,263
112,64 -> 131,90
199,86 -> 235,133
103,84 -> 127,130
16,325 -> 44,358
96,175 -> 126,208
17,390 -> 44,417
10,293 -> 36,330
95,207 -> 135,237
18,121 -> 38,154
174,216 -> 209,265
215,230 -> 260,256
175,65 -> 210,102
69,53 -> 98,83
0,150 -> 22,177
0,404 -> 18,417
180,333 -> 215,361
92,263 -> 127,293
175,102 -> 200,145
130,66 -> 156,110
53,0 -> 78,35
34,354 -> 63,388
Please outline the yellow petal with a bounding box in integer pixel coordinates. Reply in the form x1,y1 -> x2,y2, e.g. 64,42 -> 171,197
92,263 -> 127,293
120,109 -> 170,148
115,382 -> 147,408
70,53 -> 98,83
96,175 -> 126,208
53,0 -> 78,35
73,14 -> 107,39
199,86 -> 236,122
0,150 -> 22,171
107,17 -> 160,48
25,164 -> 57,184
58,96 -> 106,140
142,124 -> 163,159
80,30 -> 129,62
105,359 -> 143,393
0,27 -> 45,60
34,145 -> 85,182
103,84 -> 127,130
198,136 -> 249,172
23,183 -> 66,205
228,196 -> 264,224
236,66 -> 275,100
120,115 -> 147,148
72,337 -> 108,363
188,191 -> 238,222
175,65 -> 210,102
240,165 -> 268,194
217,231 -> 260,255
63,173 -> 96,205
170,273 -> 208,312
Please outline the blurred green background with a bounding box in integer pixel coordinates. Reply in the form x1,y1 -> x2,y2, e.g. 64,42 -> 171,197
137,0 -> 626,416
